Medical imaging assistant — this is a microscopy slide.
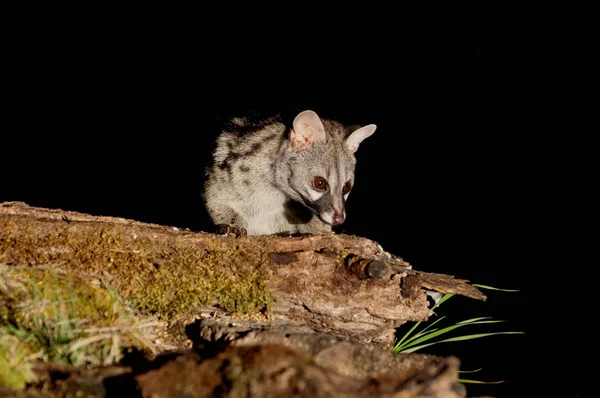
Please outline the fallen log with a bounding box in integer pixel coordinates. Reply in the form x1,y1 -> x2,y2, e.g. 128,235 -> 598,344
0,201 -> 486,397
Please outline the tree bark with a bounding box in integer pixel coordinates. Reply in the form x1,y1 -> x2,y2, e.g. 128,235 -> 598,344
0,202 -> 486,397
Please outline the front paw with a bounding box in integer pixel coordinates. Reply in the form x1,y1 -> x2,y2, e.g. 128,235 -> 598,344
215,224 -> 247,237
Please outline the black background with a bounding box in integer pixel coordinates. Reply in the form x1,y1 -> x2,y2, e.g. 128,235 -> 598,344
2,14 -> 593,397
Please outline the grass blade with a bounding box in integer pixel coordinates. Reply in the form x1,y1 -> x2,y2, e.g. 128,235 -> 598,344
402,317 -> 506,350
472,284 -> 519,292
417,316 -> 446,335
394,293 -> 454,352
436,332 -> 524,343
397,318 -> 499,351
455,317 -> 492,325
392,293 -> 454,352
458,379 -> 505,384
394,316 -> 447,352
393,321 -> 422,350
400,331 -> 524,353
459,368 -> 483,374
431,293 -> 455,311
456,319 -> 504,326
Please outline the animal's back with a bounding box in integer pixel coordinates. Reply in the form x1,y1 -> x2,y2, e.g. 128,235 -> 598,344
203,115 -> 289,234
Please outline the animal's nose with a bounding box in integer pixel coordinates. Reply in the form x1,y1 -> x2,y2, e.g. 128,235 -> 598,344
332,213 -> 345,225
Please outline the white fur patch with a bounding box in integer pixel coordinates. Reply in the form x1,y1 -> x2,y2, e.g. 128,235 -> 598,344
309,190 -> 324,201
321,211 -> 333,225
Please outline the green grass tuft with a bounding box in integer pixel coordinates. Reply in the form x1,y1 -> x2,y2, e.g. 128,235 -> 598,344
392,283 -> 524,387
0,265 -> 169,388
393,284 -> 522,354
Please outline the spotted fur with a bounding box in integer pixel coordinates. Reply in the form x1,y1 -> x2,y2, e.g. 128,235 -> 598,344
203,110 -> 376,236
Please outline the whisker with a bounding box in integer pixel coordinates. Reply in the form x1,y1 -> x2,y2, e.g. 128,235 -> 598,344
304,205 -> 319,215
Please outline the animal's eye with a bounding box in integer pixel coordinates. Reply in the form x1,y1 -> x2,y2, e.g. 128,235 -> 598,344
342,181 -> 352,194
313,176 -> 328,191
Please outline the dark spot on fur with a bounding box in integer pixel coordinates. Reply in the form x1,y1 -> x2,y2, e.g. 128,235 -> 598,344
244,142 -> 262,156
243,180 -> 250,185
239,165 -> 250,172
225,152 -> 241,163
223,115 -> 280,135
284,199 -> 313,224
219,152 -> 242,175
264,133 -> 278,142
218,162 -> 230,172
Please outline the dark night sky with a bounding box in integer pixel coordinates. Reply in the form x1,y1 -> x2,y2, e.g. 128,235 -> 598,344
2,22 -> 592,396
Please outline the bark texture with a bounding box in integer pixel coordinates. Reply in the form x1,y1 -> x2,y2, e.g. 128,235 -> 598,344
0,202 -> 486,397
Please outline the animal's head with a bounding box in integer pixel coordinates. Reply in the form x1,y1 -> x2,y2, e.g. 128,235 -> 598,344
283,110 -> 376,226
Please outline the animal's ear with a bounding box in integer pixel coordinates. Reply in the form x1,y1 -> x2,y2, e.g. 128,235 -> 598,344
346,124 -> 376,153
290,110 -> 327,150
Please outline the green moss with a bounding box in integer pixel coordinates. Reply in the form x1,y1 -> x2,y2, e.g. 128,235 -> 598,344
132,240 -> 273,314
1,219 -> 274,317
2,267 -> 116,343
0,265 -> 163,378
0,333 -> 37,389
0,216 -> 279,391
